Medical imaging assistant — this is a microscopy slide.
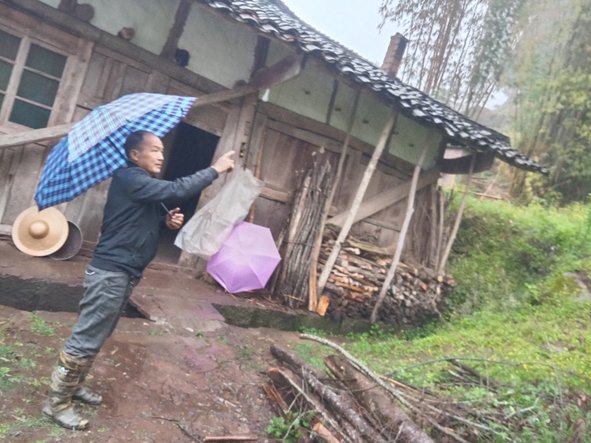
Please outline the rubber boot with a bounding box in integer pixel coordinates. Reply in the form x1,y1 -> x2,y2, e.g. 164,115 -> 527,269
42,351 -> 90,430
73,356 -> 102,405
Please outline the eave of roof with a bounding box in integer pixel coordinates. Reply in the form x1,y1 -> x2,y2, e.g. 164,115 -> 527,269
199,0 -> 547,174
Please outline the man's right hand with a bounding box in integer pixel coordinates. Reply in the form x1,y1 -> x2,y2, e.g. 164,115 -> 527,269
211,151 -> 235,174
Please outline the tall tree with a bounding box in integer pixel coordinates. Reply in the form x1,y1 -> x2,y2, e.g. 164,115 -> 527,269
379,0 -> 524,118
509,0 -> 591,203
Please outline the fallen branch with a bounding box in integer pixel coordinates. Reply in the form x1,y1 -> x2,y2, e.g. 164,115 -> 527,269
271,345 -> 385,441
267,367 -> 356,443
325,354 -> 434,443
299,334 -> 469,443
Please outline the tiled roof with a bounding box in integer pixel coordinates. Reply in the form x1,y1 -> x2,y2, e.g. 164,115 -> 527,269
200,0 -> 547,173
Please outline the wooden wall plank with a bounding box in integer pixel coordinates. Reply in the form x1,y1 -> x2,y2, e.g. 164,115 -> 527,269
120,66 -> 150,96
50,39 -> 94,125
0,147 -> 23,224
1,145 -> 45,224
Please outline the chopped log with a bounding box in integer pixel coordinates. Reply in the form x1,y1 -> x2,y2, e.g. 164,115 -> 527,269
312,421 -> 341,443
316,295 -> 330,316
325,355 -> 434,443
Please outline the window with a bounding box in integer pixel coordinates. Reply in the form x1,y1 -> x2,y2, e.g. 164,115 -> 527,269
0,27 -> 68,129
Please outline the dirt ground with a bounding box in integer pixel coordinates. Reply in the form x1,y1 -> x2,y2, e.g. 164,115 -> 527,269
0,240 -> 305,442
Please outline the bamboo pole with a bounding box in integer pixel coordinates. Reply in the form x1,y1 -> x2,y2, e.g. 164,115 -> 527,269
434,189 -> 445,269
437,155 -> 476,274
370,146 -> 428,323
308,89 -> 361,311
317,113 -> 397,294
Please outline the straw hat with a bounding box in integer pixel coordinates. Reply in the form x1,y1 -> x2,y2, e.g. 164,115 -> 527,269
11,206 -> 69,257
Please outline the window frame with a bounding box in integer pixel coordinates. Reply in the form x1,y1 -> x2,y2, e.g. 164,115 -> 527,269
0,19 -> 79,132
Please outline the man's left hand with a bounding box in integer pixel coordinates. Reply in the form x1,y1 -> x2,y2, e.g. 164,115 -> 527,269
165,207 -> 184,230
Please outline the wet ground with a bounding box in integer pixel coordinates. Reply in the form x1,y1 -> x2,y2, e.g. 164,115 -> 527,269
0,239 -> 305,442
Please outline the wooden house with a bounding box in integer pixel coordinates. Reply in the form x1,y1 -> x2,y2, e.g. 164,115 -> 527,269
0,0 -> 544,279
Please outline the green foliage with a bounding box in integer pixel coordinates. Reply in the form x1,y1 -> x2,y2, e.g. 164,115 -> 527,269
448,198 -> 591,313
266,411 -> 315,442
29,313 -> 55,337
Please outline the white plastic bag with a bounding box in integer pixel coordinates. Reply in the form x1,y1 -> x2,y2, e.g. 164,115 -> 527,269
174,168 -> 262,258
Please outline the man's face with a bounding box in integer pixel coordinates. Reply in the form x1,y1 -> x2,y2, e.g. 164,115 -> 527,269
130,133 -> 165,176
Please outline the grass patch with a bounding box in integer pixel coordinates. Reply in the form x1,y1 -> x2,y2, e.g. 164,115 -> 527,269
30,313 -> 55,337
336,198 -> 591,441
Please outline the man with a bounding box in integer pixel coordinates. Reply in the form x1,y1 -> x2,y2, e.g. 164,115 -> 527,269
43,130 -> 235,430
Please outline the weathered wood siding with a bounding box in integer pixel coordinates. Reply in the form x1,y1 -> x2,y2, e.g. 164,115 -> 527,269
1,1 -> 443,268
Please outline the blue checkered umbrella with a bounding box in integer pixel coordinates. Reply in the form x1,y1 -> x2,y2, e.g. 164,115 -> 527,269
35,93 -> 196,210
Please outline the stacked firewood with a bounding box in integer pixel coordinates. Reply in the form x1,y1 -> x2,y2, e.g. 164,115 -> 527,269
319,227 -> 455,324
273,158 -> 333,308
264,337 -> 500,443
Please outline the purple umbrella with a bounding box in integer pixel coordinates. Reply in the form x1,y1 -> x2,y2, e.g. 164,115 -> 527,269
206,222 -> 281,293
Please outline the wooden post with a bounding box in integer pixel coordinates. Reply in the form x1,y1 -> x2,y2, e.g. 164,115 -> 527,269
308,89 -> 361,311
317,113 -> 397,294
370,146 -> 428,323
437,155 -> 476,274
434,188 -> 445,269
159,0 -> 191,60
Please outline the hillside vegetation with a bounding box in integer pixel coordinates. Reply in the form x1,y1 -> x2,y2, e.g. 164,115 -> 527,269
302,198 -> 591,441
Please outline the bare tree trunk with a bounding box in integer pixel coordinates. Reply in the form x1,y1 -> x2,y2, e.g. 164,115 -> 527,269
325,355 -> 434,443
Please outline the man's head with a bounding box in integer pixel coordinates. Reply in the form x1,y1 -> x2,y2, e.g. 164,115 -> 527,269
124,131 -> 164,176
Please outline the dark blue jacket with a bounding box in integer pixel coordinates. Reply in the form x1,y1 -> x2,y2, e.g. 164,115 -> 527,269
91,163 -> 218,277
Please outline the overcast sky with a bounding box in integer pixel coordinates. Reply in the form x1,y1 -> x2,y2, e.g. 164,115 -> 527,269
280,0 -> 399,66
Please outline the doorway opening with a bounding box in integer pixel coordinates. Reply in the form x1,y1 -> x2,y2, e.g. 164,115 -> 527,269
156,122 -> 219,263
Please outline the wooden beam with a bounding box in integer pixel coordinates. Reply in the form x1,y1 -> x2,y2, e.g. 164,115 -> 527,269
160,0 -> 191,60
250,53 -> 304,89
0,123 -> 74,149
437,155 -> 476,274
0,84 -> 254,149
371,145 -> 428,323
327,167 -> 440,227
317,113 -> 397,294
259,101 -> 414,176
260,185 -> 290,203
440,152 -> 494,174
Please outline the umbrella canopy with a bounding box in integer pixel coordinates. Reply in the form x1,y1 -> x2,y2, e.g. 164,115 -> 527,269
207,221 -> 281,293
35,93 -> 196,209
